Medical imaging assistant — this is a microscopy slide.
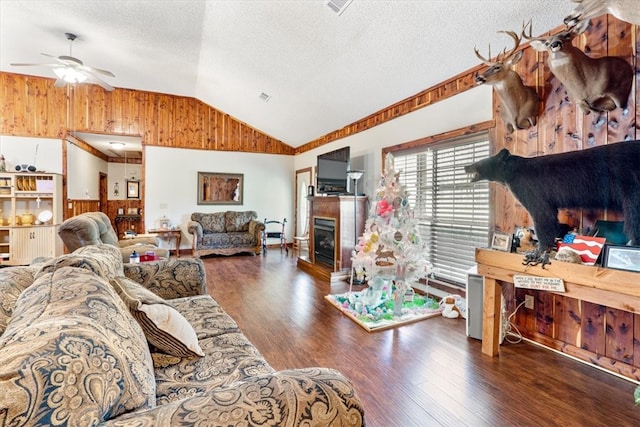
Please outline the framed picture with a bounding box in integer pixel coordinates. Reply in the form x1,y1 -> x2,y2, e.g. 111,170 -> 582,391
602,244 -> 640,272
491,232 -> 512,252
126,179 -> 140,199
157,218 -> 171,230
127,208 -> 138,215
197,172 -> 243,205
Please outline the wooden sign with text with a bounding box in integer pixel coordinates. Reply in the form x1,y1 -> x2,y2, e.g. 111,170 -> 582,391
513,275 -> 565,292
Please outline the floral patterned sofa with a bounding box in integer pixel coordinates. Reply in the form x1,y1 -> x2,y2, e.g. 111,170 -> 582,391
0,244 -> 365,426
187,211 -> 265,257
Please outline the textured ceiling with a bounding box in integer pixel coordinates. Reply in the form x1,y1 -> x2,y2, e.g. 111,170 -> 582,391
0,1 -> 574,148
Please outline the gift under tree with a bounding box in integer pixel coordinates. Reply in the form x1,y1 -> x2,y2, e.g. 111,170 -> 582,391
350,152 -> 433,314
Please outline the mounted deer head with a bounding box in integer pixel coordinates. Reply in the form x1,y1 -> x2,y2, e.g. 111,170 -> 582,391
523,20 -> 633,115
564,0 -> 640,28
474,31 -> 539,134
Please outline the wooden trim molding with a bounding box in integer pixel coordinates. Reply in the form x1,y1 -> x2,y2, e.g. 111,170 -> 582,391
295,64 -> 485,154
382,119 -> 495,155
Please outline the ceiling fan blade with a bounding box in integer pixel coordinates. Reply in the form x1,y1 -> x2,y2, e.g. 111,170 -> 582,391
80,65 -> 115,78
58,55 -> 83,66
83,72 -> 114,92
13,38 -> 115,91
10,62 -> 59,67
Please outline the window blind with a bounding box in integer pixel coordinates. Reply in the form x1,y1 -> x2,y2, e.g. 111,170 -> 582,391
393,134 -> 490,285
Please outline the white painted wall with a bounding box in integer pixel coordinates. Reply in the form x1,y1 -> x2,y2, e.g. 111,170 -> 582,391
108,162 -> 142,200
67,142 -> 108,199
0,136 -> 62,174
294,85 -> 493,197
145,146 -> 295,250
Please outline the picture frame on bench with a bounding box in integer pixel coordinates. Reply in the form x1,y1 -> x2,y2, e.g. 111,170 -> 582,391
491,231 -> 512,252
197,171 -> 243,205
602,244 -> 640,272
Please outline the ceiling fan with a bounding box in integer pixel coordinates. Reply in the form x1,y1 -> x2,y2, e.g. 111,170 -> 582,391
10,32 -> 115,91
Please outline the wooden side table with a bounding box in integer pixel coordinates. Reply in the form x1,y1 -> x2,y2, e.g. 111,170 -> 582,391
147,228 -> 182,257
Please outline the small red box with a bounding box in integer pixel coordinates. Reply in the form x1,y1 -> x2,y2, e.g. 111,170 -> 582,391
140,255 -> 159,262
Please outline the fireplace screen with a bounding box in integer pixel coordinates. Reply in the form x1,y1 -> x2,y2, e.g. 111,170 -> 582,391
314,218 -> 335,267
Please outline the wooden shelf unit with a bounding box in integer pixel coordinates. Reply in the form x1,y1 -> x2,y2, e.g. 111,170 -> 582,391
475,248 -> 640,381
0,173 -> 63,265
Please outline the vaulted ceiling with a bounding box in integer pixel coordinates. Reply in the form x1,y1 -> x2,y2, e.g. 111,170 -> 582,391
0,1 -> 572,148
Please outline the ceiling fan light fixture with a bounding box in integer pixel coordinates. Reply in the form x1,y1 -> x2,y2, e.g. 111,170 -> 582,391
53,67 -> 87,83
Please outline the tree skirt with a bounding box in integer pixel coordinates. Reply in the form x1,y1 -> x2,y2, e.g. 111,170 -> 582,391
325,290 -> 442,332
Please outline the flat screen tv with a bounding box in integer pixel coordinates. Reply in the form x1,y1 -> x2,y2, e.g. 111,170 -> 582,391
317,146 -> 350,194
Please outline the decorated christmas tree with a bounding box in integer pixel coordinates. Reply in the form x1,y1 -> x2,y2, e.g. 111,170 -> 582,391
351,152 -> 432,288
326,152 -> 438,322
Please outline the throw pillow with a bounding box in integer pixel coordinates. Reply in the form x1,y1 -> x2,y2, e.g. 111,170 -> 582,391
192,212 -> 226,233
137,304 -> 205,357
225,210 -> 256,232
111,277 -> 205,357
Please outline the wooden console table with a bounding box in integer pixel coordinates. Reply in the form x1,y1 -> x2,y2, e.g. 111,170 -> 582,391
115,214 -> 141,237
475,248 -> 640,366
147,228 -> 181,257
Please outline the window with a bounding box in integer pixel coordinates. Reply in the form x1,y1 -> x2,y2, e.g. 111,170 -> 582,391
392,133 -> 490,285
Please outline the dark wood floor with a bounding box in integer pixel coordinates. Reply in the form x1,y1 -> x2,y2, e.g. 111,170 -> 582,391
201,250 -> 639,426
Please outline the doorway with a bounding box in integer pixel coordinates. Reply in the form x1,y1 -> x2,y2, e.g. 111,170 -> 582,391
99,172 -> 107,211
294,167 -> 312,238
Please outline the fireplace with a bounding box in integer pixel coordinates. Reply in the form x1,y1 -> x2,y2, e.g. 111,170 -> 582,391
314,218 -> 335,267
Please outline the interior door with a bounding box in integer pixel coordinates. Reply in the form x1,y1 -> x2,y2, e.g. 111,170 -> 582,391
99,172 -> 107,212
294,167 -> 312,237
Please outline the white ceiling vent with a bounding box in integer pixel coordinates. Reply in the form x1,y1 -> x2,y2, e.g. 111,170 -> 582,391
326,0 -> 353,15
259,92 -> 271,102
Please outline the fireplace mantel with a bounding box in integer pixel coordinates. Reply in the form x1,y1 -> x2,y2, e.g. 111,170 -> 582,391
297,195 -> 367,282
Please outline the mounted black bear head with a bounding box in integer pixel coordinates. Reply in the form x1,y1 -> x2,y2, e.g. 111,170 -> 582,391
464,148 -> 512,185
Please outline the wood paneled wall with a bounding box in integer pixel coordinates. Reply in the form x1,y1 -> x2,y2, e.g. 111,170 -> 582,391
64,200 -> 146,235
504,283 -> 640,381
491,16 -> 638,234
489,17 -> 639,375
0,73 -> 295,155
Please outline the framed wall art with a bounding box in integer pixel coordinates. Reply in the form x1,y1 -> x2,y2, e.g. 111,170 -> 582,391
602,244 -> 640,272
126,179 -> 140,199
197,172 -> 243,205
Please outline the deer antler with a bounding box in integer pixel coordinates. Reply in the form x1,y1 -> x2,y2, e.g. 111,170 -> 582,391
521,20 -> 548,42
475,30 -> 523,66
474,44 -> 495,66
497,30 -> 521,63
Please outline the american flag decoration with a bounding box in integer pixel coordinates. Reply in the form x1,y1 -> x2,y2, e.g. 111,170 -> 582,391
558,235 -> 606,265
